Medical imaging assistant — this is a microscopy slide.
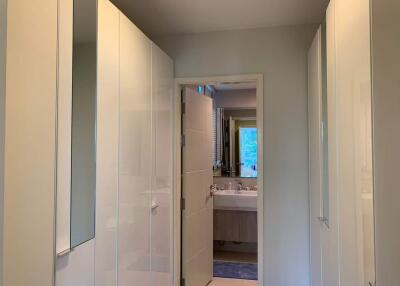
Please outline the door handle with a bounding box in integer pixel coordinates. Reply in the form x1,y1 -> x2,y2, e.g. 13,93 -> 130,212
151,202 -> 160,210
317,216 -> 328,223
209,184 -> 217,197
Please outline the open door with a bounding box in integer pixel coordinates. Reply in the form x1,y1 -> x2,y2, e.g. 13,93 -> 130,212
181,86 -> 213,286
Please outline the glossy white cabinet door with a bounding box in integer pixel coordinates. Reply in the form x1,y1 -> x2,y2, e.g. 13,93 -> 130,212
308,27 -> 323,286
150,44 -> 174,286
96,1 -> 120,286
3,0 -> 57,285
119,12 -> 152,286
322,3 -> 340,286
334,0 -> 375,285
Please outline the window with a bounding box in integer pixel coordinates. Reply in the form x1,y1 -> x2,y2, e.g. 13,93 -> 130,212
239,127 -> 257,178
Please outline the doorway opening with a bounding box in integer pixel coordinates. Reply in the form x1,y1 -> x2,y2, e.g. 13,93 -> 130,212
173,75 -> 264,286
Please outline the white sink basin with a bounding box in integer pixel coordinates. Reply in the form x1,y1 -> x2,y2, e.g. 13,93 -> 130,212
213,190 -> 257,211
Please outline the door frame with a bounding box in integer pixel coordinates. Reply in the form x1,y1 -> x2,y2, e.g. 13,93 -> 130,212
173,74 -> 264,286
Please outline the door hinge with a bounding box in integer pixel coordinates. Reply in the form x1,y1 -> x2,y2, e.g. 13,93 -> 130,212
181,135 -> 186,147
181,198 -> 186,211
181,278 -> 185,286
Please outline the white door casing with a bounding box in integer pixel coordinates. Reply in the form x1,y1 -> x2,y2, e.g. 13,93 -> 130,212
173,75 -> 264,286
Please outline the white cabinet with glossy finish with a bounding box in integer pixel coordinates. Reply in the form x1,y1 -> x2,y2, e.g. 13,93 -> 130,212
310,0 -> 376,285
334,0 -> 374,284
118,12 -> 153,286
95,1 -> 120,286
150,44 -> 174,286
96,2 -> 174,286
3,0 -> 58,285
322,4 -> 340,286
308,27 -> 323,286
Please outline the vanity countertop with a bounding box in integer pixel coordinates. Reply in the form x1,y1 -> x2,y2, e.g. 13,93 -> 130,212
213,190 -> 257,212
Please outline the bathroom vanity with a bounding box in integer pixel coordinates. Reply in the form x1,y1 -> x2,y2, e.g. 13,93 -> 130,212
213,190 -> 258,243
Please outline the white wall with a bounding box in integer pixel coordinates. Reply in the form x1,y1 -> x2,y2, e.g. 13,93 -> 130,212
3,0 -> 58,285
370,0 -> 400,285
0,0 -> 6,284
156,25 -> 316,286
214,89 -> 256,109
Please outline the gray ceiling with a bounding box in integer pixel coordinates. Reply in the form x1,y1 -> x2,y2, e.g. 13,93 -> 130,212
111,0 -> 329,37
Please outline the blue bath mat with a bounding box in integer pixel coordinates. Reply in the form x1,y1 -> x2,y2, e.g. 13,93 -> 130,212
213,261 -> 258,280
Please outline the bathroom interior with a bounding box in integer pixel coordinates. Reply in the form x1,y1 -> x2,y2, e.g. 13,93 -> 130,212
181,82 -> 259,284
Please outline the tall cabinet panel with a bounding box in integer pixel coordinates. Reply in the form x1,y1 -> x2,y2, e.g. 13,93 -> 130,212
334,0 -> 375,285
96,3 -> 174,286
150,44 -> 174,286
96,1 -> 120,286
3,0 -> 58,285
308,27 -> 323,286
118,12 -> 152,286
312,1 -> 376,286
322,3 -> 340,286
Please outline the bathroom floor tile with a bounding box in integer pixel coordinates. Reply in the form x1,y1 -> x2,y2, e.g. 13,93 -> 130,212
214,251 -> 257,263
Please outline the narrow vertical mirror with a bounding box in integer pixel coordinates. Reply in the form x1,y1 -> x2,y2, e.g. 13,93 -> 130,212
70,0 -> 97,248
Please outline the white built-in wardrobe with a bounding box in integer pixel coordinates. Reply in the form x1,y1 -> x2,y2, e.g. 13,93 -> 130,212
308,0 -> 376,285
56,0 -> 174,286
96,1 -> 174,286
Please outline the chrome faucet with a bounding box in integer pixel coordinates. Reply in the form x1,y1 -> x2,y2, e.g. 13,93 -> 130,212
236,180 -> 244,193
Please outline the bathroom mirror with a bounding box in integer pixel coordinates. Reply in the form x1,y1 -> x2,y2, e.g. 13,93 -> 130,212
70,0 -> 97,248
213,108 -> 257,178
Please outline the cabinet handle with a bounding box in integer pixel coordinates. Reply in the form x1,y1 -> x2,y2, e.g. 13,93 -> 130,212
151,202 -> 160,210
57,248 -> 72,257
